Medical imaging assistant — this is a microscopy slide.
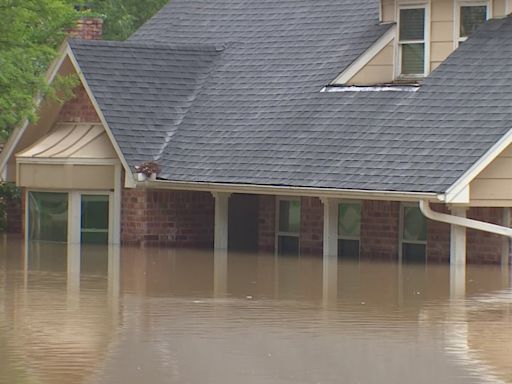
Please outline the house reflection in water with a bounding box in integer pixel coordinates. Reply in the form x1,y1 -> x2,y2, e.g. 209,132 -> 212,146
0,237 -> 511,384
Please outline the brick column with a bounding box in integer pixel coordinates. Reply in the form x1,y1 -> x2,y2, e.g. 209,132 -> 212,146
258,195 -> 276,253
300,196 -> 324,256
360,200 -> 400,260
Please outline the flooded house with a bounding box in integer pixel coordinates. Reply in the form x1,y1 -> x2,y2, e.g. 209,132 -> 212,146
1,0 -> 512,268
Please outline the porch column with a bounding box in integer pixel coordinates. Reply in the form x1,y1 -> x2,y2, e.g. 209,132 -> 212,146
68,191 -> 81,244
212,192 -> 231,250
450,207 -> 467,266
502,208 -> 511,267
322,198 -> 339,258
321,198 -> 339,303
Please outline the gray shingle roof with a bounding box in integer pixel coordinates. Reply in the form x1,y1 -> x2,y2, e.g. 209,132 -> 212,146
69,40 -> 223,167
70,0 -> 512,194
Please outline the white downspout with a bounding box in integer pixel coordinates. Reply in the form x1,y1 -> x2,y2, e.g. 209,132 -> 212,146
419,200 -> 512,238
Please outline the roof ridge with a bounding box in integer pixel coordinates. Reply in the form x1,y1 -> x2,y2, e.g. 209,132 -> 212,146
68,39 -> 225,52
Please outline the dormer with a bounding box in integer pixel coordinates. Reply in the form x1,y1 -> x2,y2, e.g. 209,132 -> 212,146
332,0 -> 511,86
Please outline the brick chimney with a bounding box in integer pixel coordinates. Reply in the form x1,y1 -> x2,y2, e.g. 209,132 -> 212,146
69,16 -> 103,40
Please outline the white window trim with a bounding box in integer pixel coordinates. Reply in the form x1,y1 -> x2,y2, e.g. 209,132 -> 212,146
337,200 -> 362,259
399,202 -> 428,264
338,200 -> 362,242
453,0 -> 491,49
275,196 -> 301,255
26,189 -> 116,245
395,2 -> 431,79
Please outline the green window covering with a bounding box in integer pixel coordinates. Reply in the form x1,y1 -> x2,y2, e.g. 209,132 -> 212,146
81,195 -> 109,244
460,6 -> 487,38
338,202 -> 361,238
278,200 -> 300,234
28,192 -> 68,242
399,8 -> 425,41
401,43 -> 425,75
403,206 -> 427,242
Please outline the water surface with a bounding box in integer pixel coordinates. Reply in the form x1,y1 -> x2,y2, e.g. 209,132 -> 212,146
1,235 -> 511,384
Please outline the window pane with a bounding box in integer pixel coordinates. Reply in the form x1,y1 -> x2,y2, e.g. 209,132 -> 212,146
28,192 -> 68,242
403,206 -> 427,242
338,239 -> 360,260
279,200 -> 300,233
399,8 -> 425,41
402,243 -> 426,263
338,202 -> 361,238
278,235 -> 299,256
401,43 -> 425,75
81,195 -> 109,244
460,6 -> 487,38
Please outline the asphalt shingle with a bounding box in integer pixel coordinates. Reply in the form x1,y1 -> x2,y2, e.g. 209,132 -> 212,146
70,0 -> 512,194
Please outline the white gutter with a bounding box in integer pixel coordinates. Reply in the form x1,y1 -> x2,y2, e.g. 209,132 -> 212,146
144,179 -> 443,202
419,200 -> 512,238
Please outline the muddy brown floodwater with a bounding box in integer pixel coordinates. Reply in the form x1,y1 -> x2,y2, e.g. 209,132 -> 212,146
0,234 -> 512,384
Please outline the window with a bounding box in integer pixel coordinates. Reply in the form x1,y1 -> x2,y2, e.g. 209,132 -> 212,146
458,3 -> 488,43
338,201 -> 361,259
398,7 -> 427,77
81,195 -> 110,244
401,205 -> 427,263
277,199 -> 300,256
28,192 -> 69,242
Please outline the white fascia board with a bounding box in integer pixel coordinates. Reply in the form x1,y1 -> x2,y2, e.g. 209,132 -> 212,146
331,25 -> 397,85
445,127 -> 512,203
0,42 -> 70,181
65,45 -> 136,188
144,179 -> 443,202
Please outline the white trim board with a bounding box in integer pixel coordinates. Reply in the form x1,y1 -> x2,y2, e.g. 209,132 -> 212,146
331,25 -> 397,85
0,42 -> 69,181
445,127 -> 512,203
146,179 -> 443,202
65,45 -> 136,188
0,42 -> 136,188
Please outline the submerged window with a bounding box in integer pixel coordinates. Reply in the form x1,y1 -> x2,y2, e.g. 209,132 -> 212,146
398,7 -> 426,77
459,5 -> 487,41
401,205 -> 427,263
28,192 -> 68,242
277,199 -> 300,256
338,201 -> 361,259
81,195 -> 109,244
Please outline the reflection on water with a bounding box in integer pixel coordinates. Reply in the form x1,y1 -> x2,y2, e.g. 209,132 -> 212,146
0,234 -> 511,384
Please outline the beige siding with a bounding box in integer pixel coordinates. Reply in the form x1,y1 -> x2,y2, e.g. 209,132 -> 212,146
19,164 -> 115,190
382,0 -> 395,22
430,0 -> 454,72
347,42 -> 394,85
470,144 -> 512,206
494,0 -> 507,17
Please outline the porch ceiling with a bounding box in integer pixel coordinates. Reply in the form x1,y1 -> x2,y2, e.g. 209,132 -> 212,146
16,122 -> 117,161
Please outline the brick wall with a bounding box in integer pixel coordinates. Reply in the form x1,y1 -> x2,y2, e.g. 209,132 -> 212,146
426,204 -> 450,263
69,17 -> 103,40
121,188 -> 214,248
467,207 -> 506,264
300,196 -> 323,256
257,195 -> 276,252
56,84 -> 101,123
360,201 -> 400,260
5,195 -> 22,234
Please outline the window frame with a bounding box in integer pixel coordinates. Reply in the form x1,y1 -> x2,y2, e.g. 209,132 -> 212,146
25,189 -> 114,245
454,0 -> 491,48
275,196 -> 301,256
399,202 -> 428,264
337,200 -> 362,259
395,3 -> 430,79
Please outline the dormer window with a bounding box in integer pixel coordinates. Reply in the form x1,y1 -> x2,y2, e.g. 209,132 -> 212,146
458,3 -> 489,44
397,6 -> 428,78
